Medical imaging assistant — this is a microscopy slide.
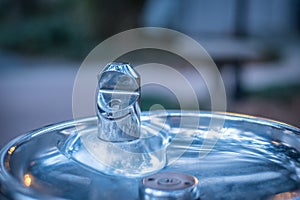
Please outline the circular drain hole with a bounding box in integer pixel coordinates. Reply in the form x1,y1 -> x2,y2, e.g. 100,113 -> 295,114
140,172 -> 200,199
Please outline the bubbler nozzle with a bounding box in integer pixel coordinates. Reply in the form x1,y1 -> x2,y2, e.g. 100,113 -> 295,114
96,63 -> 141,142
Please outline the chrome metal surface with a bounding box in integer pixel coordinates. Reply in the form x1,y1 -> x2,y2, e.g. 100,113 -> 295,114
86,63 -> 165,176
140,172 -> 200,199
97,62 -> 141,142
0,111 -> 300,199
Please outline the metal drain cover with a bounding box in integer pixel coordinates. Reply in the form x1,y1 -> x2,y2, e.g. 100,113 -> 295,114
140,172 -> 200,199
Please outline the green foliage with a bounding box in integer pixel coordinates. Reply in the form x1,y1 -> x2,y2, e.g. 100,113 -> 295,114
0,0 -> 94,59
245,83 -> 300,101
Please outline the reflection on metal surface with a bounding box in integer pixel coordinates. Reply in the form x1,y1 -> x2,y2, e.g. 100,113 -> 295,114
218,112 -> 258,119
0,112 -> 299,199
219,112 -> 300,131
23,174 -> 32,187
271,140 -> 280,145
140,172 -> 200,200
7,146 -> 16,155
97,62 -> 141,142
268,191 -> 300,200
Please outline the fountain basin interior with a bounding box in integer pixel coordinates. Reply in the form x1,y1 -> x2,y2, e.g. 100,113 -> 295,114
1,111 -> 300,200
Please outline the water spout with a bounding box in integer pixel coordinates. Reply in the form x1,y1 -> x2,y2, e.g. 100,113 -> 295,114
64,62 -> 169,177
97,63 -> 141,142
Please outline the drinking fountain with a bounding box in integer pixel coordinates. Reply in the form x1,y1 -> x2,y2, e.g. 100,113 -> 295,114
0,63 -> 299,200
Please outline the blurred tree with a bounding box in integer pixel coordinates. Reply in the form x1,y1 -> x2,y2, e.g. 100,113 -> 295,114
0,0 -> 145,59
86,0 -> 145,40
296,0 -> 300,32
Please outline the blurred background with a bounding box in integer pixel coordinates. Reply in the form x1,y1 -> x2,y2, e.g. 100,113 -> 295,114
0,0 -> 300,147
